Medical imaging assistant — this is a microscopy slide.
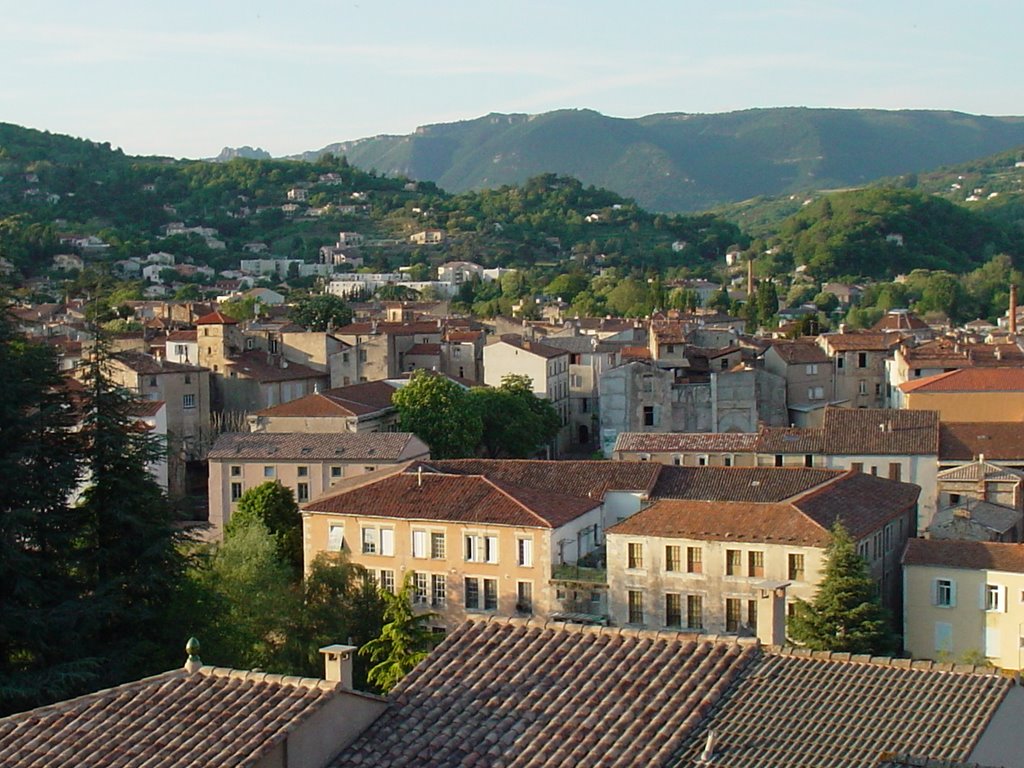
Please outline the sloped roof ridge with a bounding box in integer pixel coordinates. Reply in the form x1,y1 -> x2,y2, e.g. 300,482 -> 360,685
199,665 -> 342,692
785,468 -> 851,505
765,646 -> 1003,676
481,475 -> 595,528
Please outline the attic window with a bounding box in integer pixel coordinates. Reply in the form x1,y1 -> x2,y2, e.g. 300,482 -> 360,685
300,447 -> 312,454
334,448 -> 346,455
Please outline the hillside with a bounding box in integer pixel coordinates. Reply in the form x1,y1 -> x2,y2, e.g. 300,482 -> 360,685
298,108 -> 1024,213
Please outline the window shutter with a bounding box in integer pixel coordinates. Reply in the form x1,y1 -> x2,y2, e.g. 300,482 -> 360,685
1000,585 -> 1008,613
931,579 -> 939,606
486,536 -> 499,564
380,528 -> 394,556
980,584 -> 987,610
949,580 -> 957,607
412,530 -> 427,558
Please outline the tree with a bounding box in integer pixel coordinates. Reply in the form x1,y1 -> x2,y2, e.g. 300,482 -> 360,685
392,370 -> 482,458
288,293 -> 353,331
360,572 -> 439,693
756,280 -> 779,323
707,285 -> 732,313
227,481 -> 303,571
787,521 -> 897,655
468,374 -> 562,458
74,338 -> 187,689
219,296 -> 259,321
0,311 -> 93,714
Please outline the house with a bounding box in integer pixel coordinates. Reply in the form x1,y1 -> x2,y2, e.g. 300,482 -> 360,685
899,368 -> 1024,422
817,331 -> 902,408
207,431 -> 429,538
763,339 -> 835,426
606,469 -> 919,632
483,335 -> 570,452
164,329 -> 199,364
330,320 -> 445,384
0,642 -> 386,768
940,422 -> 1024,472
409,229 -> 445,245
928,458 -> 1024,542
872,308 -> 934,340
885,338 -> 1024,407
333,617 -> 1023,768
541,334 -> 621,448
247,380 -> 402,435
820,281 -> 863,306
51,253 -> 83,272
904,538 -> 1024,670
302,460 -> 662,629
437,261 -> 484,283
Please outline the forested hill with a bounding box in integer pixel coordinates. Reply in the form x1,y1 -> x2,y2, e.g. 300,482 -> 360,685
297,108 -> 1024,212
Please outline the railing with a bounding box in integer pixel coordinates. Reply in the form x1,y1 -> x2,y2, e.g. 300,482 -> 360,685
552,564 -> 607,584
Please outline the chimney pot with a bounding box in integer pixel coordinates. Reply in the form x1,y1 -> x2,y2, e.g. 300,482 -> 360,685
319,644 -> 358,688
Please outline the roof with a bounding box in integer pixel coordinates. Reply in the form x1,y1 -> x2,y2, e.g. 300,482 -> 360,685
873,310 -> 930,332
129,399 -> 165,418
495,334 -> 568,359
0,666 -> 351,768
900,367 -> 1024,394
166,329 -> 197,342
209,432 -> 423,461
404,342 -> 441,355
225,351 -> 327,383
334,618 -> 1011,768
111,351 -> 205,375
335,321 -> 442,336
195,310 -> 238,325
254,380 -> 398,418
903,538 -> 1024,573
937,459 -> 1024,483
768,339 -> 830,364
820,332 -> 902,352
422,459 -> 662,499
304,469 -> 600,529
650,466 -> 843,504
821,407 -> 940,455
928,500 -> 1022,536
614,431 -> 760,454
940,422 -> 1024,461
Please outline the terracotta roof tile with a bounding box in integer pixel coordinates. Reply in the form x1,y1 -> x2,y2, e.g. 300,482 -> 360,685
903,538 -> 1024,573
195,310 -> 238,325
821,407 -> 940,455
939,422 -> 1024,461
225,351 -> 327,383
900,367 -> 1024,394
872,310 -> 930,331
651,466 -> 842,503
112,351 -> 206,374
0,666 -> 350,767
769,339 -> 831,364
208,432 -> 424,461
614,432 -> 760,453
820,332 -> 903,352
254,381 -> 398,417
423,459 -> 662,499
334,619 -> 1010,768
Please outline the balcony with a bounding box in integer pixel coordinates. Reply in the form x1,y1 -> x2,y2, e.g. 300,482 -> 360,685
552,563 -> 607,584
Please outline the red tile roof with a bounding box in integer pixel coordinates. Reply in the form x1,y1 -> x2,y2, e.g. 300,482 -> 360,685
254,381 -> 398,418
939,422 -> 1024,461
112,351 -> 206,374
225,351 -> 328,383
194,310 -> 238,325
651,466 -> 842,503
900,367 -> 1024,394
768,339 -> 830,364
209,432 -> 424,461
334,618 -> 1010,768
820,332 -> 902,352
0,666 -> 358,768
903,538 -> 1024,573
820,407 -> 940,455
614,432 -> 761,453
620,345 -> 652,360
166,329 -> 197,342
423,459 -> 663,499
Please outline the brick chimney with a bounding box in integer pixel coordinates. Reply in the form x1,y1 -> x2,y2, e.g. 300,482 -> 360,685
756,583 -> 789,646
319,644 -> 357,688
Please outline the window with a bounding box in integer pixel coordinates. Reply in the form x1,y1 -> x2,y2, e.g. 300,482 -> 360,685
230,465 -> 241,477
858,380 -> 868,395
788,553 -> 805,581
413,572 -> 429,604
412,530 -> 428,558
949,493 -> 961,505
432,574 -> 446,606
176,344 -> 187,357
984,584 -> 1006,613
857,352 -> 868,368
808,386 -> 824,400
431,532 -> 446,559
581,398 -> 589,413
516,581 -> 533,613
888,462 -> 901,481
184,374 -> 192,384
804,454 -> 814,468
465,534 -> 499,563
230,482 -> 243,501
182,393 -> 196,409
665,545 -> 682,572
687,595 -> 704,629
453,347 -> 462,359
697,455 -> 708,467
851,462 -> 864,474
628,590 -> 644,624
342,352 -> 349,363
297,465 -> 308,477
362,528 -> 377,554
720,358 -> 729,370
331,466 -> 343,479
774,454 -> 784,467
687,547 -> 703,574
264,466 -> 276,478
328,524 -> 344,551
378,570 -> 395,593
361,527 -> 394,556
724,455 -> 733,467
363,466 -> 376,473
725,549 -> 742,576
748,551 -> 764,577
517,537 -> 533,567
726,598 -> 742,632
628,542 -> 644,569
934,578 -> 955,607
643,406 -> 656,427
747,599 -> 758,629
837,356 -> 845,370
297,482 -> 309,503
464,577 -> 480,609
665,593 -> 682,628
149,376 -> 158,387
483,578 -> 498,610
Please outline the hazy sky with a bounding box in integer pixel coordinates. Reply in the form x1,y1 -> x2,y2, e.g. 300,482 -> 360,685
3,1 -> 1020,159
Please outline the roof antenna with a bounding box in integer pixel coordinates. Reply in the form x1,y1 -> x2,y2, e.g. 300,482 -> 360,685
698,730 -> 716,763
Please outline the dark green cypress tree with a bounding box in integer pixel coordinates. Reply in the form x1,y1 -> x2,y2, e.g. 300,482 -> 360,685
787,521 -> 898,655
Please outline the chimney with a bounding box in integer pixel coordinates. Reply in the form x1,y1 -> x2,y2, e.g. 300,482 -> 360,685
320,644 -> 357,688
756,583 -> 788,646
698,731 -> 716,763
747,258 -> 754,298
1011,285 -> 1018,336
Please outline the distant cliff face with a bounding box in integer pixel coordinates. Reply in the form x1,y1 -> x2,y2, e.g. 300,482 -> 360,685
213,146 -> 272,162
295,108 -> 1024,212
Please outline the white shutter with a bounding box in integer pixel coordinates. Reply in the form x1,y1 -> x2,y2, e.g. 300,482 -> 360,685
328,524 -> 344,551
985,629 -> 1001,658
931,579 -> 939,606
1000,585 -> 1008,613
412,530 -> 427,558
380,528 -> 394,557
949,580 -> 957,607
519,538 -> 533,567
486,536 -> 499,564
934,622 -> 953,653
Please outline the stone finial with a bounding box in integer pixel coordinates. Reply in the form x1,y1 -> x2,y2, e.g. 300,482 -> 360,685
184,636 -> 202,674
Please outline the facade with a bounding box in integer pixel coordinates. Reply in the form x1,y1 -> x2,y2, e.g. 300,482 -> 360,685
817,331 -> 900,408
899,368 -> 1024,422
929,459 -> 1024,542
247,380 -> 401,434
607,470 -> 920,634
904,538 -> 1024,670
763,339 -> 835,426
208,431 -> 429,538
541,334 -> 621,448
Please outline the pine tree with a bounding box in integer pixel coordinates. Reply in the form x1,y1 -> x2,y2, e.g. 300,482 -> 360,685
787,521 -> 898,655
360,572 -> 439,693
0,310 -> 94,714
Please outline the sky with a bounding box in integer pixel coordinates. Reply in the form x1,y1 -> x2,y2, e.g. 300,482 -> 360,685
3,1 -> 1021,159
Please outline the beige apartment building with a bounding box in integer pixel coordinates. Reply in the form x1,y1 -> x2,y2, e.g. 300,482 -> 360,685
207,432 -> 428,538
904,539 -> 1024,669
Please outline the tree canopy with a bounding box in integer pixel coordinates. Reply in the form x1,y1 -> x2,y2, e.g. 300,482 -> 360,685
360,572 -> 439,693
227,481 -> 303,571
468,374 -> 561,458
288,294 -> 354,331
392,370 -> 482,459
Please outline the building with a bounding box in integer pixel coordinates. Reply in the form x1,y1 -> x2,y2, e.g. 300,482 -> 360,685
331,321 -> 445,384
539,334 -> 621,448
928,458 -> 1024,542
333,617 -> 1024,768
247,380 -> 401,434
763,339 -> 835,426
606,469 -> 919,633
904,538 -> 1024,670
817,331 -> 901,408
208,431 -> 429,538
0,643 -> 386,768
940,422 -> 1024,472
899,368 -> 1024,422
